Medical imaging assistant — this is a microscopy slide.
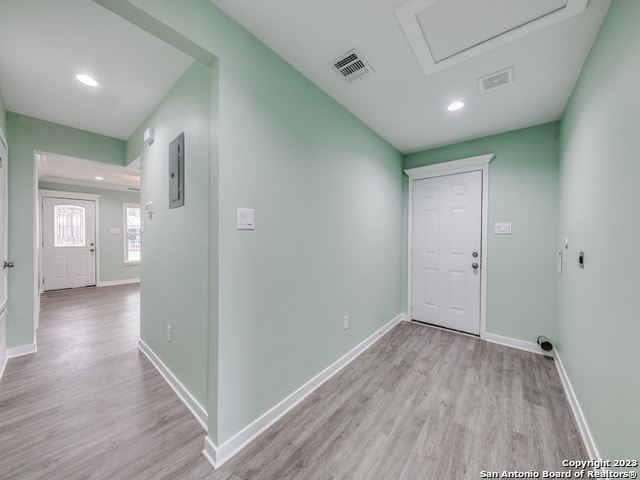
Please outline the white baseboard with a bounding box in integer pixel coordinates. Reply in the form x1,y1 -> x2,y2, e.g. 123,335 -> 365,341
202,436 -> 217,470
137,339 -> 208,432
0,355 -> 7,382
483,333 -> 601,461
98,278 -> 140,287
483,332 -> 545,355
554,351 -> 600,460
203,313 -> 405,469
8,343 -> 38,358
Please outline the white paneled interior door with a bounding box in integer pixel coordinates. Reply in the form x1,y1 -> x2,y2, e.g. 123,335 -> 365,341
42,197 -> 97,291
411,171 -> 482,335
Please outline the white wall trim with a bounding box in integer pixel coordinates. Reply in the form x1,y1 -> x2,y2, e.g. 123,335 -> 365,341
202,436 -> 218,470
483,332 -> 545,355
554,350 -> 601,460
38,189 -> 102,202
8,343 -> 38,358
203,313 -> 405,469
0,356 -> 6,382
97,278 -> 140,287
404,153 -> 494,338
481,332 -> 601,460
137,339 -> 208,432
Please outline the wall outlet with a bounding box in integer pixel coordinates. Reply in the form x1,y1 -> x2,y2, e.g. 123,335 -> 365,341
343,315 -> 349,330
166,325 -> 172,343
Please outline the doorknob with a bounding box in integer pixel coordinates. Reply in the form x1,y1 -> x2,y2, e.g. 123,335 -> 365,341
3,261 -> 14,269
90,248 -> 95,253
472,262 -> 479,269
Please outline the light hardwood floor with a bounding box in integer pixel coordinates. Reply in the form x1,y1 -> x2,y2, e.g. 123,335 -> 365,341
0,285 -> 212,480
0,285 -> 587,479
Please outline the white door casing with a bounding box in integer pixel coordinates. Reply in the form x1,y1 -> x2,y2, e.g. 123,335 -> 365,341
42,196 -> 97,291
405,154 -> 493,337
0,130 -> 8,371
0,133 -> 8,312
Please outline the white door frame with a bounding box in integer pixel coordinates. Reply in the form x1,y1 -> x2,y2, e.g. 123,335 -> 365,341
0,127 -> 8,316
405,153 -> 494,339
39,190 -> 101,296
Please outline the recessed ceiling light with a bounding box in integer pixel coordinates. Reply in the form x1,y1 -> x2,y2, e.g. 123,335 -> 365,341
74,73 -> 99,87
94,176 -> 104,181
447,101 -> 464,112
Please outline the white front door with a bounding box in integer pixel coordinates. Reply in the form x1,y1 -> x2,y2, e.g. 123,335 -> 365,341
0,133 -> 8,366
42,197 -> 97,291
411,171 -> 482,335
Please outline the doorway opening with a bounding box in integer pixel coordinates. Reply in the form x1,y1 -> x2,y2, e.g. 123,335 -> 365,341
405,154 -> 493,337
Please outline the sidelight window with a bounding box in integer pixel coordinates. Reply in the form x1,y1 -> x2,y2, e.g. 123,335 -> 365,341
123,203 -> 141,264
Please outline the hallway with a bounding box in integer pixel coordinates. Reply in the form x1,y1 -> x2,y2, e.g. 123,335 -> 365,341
0,284 -> 589,479
0,284 -> 212,480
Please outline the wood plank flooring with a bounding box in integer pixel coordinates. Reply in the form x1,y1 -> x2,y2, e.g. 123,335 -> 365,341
0,285 -> 212,480
209,324 -> 587,480
0,285 -> 587,479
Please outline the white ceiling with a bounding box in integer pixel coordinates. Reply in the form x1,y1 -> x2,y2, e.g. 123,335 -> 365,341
0,0 -> 193,141
0,0 -> 612,157
209,0 -> 611,153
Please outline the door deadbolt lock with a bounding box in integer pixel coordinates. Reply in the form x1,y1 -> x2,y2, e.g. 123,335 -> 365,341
3,261 -> 14,269
472,262 -> 479,269
472,252 -> 479,258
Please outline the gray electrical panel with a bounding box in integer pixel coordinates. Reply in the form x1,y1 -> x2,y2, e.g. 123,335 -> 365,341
169,133 -> 185,209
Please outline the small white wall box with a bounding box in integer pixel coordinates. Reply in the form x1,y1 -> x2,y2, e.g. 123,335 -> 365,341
237,208 -> 255,230
494,222 -> 512,235
145,201 -> 154,219
144,127 -> 155,146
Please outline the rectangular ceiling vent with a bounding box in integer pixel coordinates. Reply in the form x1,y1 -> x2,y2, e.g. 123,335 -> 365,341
331,49 -> 374,83
478,67 -> 513,93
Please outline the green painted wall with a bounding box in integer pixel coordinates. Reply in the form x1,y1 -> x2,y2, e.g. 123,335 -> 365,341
6,113 -> 126,348
122,0 -> 404,445
126,61 -> 212,410
558,0 -> 640,462
38,182 -> 141,283
404,123 -> 560,343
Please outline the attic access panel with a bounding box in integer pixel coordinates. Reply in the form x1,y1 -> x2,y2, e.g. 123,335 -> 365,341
395,0 -> 588,76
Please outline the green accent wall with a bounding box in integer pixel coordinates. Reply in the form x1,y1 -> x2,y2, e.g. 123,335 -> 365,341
127,61 -> 213,410
6,113 -> 126,348
558,0 -> 640,462
403,123 -> 560,343
38,182 -> 141,284
119,0 -> 404,445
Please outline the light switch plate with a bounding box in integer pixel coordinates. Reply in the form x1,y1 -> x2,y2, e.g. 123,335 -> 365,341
494,222 -> 512,235
237,208 -> 255,230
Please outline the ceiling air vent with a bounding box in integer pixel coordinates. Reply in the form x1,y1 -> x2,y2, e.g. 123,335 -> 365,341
478,67 -> 513,93
331,49 -> 374,83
